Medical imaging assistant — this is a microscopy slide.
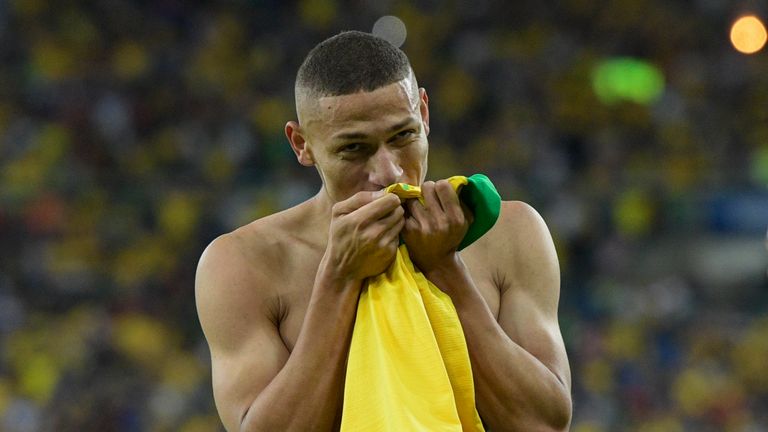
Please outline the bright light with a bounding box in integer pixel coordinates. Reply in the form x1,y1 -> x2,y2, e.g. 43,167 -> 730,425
730,15 -> 767,54
592,57 -> 665,105
372,15 -> 407,48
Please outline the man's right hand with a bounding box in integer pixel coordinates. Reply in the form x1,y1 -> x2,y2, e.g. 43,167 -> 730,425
323,191 -> 405,283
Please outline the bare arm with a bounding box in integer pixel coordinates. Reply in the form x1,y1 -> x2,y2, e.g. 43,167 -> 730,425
403,182 -> 572,431
426,202 -> 571,431
196,191 -> 405,431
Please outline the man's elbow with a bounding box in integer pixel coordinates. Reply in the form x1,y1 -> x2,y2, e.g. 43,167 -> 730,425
546,384 -> 572,432
524,380 -> 572,432
521,402 -> 572,432
494,388 -> 572,432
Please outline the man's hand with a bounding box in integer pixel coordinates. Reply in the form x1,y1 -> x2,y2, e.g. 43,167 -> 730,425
402,180 -> 473,274
323,191 -> 405,282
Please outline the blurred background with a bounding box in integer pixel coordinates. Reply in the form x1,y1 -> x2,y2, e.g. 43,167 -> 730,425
1,0 -> 767,431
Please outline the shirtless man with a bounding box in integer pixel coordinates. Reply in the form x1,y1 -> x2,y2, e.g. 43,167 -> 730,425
195,31 -> 572,432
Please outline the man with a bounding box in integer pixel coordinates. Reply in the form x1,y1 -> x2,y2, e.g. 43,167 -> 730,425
195,31 -> 572,431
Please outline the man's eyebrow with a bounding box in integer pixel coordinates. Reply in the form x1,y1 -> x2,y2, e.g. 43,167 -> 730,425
386,117 -> 418,133
333,117 -> 418,141
334,131 -> 368,140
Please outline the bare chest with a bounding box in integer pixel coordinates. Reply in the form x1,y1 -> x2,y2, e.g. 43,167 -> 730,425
276,250 -> 501,352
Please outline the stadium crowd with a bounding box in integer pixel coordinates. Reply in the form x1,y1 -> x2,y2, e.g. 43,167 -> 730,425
0,1 -> 766,431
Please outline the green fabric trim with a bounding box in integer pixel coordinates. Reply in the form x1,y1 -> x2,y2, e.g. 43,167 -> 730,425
457,174 -> 501,250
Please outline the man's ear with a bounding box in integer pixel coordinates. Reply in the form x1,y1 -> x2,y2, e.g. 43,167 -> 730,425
419,88 -> 430,136
285,121 -> 314,166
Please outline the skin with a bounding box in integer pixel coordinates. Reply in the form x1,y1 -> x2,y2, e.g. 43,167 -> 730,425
195,74 -> 572,431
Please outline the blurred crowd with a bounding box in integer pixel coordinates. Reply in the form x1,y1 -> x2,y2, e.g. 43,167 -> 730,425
1,0 -> 767,431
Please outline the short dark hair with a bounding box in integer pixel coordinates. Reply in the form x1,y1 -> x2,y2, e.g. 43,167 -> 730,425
296,31 -> 413,97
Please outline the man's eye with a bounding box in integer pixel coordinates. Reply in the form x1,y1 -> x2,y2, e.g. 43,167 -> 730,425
388,129 -> 416,144
341,143 -> 362,152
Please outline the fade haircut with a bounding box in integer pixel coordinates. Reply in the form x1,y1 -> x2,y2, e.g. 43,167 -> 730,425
295,31 -> 417,120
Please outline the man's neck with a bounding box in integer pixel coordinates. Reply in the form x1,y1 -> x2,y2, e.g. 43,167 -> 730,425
304,186 -> 334,246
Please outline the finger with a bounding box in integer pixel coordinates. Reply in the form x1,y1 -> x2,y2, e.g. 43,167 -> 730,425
333,190 -> 387,215
405,197 -> 428,221
360,193 -> 403,221
352,201 -> 403,244
379,203 -> 405,225
420,181 -> 445,213
369,206 -> 404,246
434,180 -> 463,221
380,213 -> 406,244
346,193 -> 401,222
402,211 -> 421,233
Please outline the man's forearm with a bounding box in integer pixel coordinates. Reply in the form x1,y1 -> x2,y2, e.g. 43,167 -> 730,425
424,256 -> 572,432
240,269 -> 360,432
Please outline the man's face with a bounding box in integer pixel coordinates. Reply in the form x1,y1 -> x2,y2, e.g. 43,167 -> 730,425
296,77 -> 430,203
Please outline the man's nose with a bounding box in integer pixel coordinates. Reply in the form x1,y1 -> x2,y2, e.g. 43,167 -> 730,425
368,147 -> 404,187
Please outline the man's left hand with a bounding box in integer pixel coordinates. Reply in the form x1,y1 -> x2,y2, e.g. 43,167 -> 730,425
401,179 -> 473,274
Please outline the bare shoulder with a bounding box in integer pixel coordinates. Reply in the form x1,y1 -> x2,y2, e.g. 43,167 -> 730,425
195,205 -> 313,349
197,214 -> 289,284
196,200 -> 316,291
493,200 -> 552,239
474,200 -> 556,256
475,200 -> 560,295
195,223 -> 279,347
